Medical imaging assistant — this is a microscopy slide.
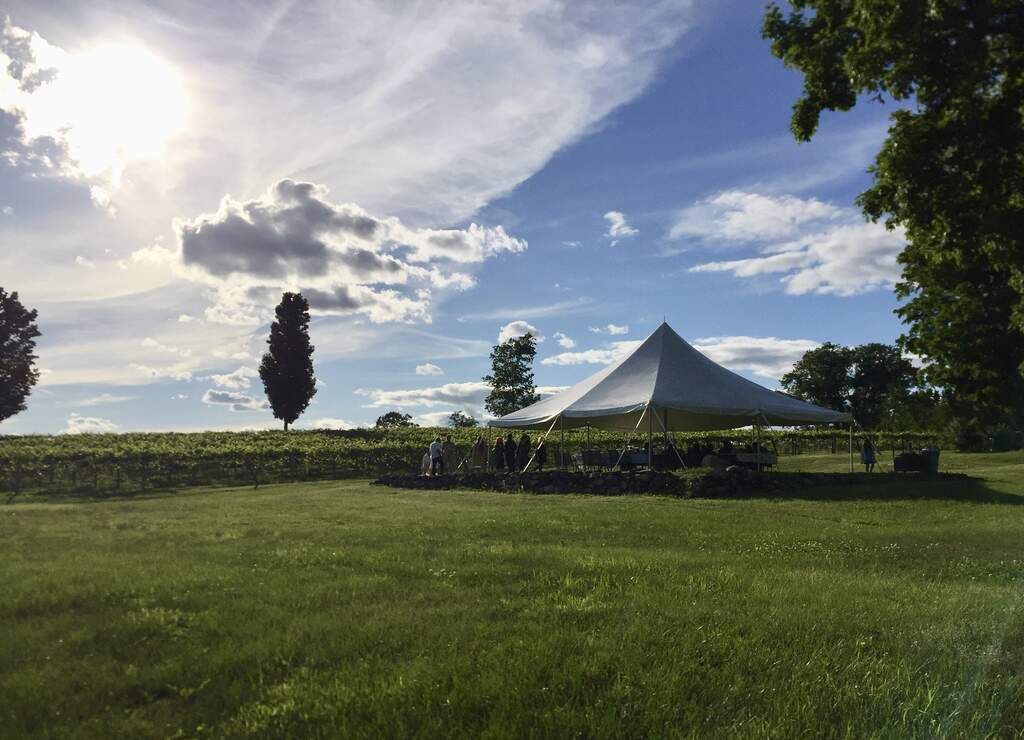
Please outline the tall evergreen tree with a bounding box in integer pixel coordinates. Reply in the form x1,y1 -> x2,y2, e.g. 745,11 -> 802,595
0,288 -> 41,423
483,333 -> 540,417
259,292 -> 316,431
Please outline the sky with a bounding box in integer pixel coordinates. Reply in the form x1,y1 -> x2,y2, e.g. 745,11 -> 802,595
0,0 -> 909,434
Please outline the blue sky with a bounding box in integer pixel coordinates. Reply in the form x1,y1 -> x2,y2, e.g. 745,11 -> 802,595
0,1 -> 907,434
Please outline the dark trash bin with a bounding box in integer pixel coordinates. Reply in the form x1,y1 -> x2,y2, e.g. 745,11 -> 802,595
920,446 -> 940,475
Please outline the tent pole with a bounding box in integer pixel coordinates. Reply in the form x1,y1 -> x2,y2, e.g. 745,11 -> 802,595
652,404 -> 687,469
647,404 -> 654,470
849,422 -> 854,473
586,425 -> 591,470
522,415 -> 560,472
614,408 -> 649,470
560,414 -> 565,469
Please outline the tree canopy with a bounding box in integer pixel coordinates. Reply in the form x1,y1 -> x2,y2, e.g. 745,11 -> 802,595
258,292 -> 317,431
763,1 -> 1024,434
0,288 -> 41,423
448,411 -> 479,428
375,411 -> 417,429
483,333 -> 540,418
781,341 -> 920,428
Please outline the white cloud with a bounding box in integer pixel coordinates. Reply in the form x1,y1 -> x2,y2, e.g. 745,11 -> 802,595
537,385 -> 570,397
310,418 -> 355,430
458,297 -> 594,322
690,221 -> 905,296
589,324 -> 629,335
692,336 -> 820,379
670,190 -> 843,244
553,332 -> 576,349
357,381 -> 490,409
671,190 -> 906,296
75,255 -> 96,269
498,320 -> 544,344
177,314 -> 196,323
142,336 -> 192,358
208,365 -> 259,390
415,363 -> 444,376
63,413 -> 118,434
604,210 -> 638,244
201,389 -> 269,412
175,179 -> 526,326
129,363 -> 194,382
0,18 -> 189,198
542,340 -> 642,366
66,393 -> 137,408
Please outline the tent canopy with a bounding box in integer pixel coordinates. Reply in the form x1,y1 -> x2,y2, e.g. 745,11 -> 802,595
489,322 -> 851,432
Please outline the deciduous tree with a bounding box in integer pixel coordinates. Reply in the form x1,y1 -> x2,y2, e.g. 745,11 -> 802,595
375,411 -> 416,428
763,1 -> 1024,433
448,411 -> 479,428
259,292 -> 316,431
0,288 -> 41,423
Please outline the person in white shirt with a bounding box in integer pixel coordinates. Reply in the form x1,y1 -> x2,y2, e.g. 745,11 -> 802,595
429,437 -> 443,475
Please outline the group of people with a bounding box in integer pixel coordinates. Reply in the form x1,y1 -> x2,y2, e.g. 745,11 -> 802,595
489,433 -> 546,472
421,432 -> 548,476
423,434 -> 457,475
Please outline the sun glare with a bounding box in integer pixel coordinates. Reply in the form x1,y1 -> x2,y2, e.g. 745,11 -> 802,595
35,42 -> 190,182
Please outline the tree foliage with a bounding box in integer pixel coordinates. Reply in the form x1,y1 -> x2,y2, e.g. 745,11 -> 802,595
763,1 -> 1024,433
375,411 -> 417,428
483,333 -> 540,418
448,411 -> 479,428
259,292 -> 317,431
0,288 -> 41,423
782,341 -> 920,428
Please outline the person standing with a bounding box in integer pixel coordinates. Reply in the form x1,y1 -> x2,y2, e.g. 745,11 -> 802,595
441,434 -> 455,474
517,433 -> 531,471
492,436 -> 505,470
504,435 -> 518,471
536,439 -> 547,471
472,435 -> 487,470
429,436 -> 443,476
860,437 -> 876,472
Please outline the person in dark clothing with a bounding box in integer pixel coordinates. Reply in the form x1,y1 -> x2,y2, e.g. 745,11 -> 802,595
517,433 -> 531,470
504,435 -> 518,470
492,436 -> 505,470
536,439 -> 547,471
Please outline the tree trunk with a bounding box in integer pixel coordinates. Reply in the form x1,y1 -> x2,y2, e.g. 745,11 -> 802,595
284,420 -> 289,431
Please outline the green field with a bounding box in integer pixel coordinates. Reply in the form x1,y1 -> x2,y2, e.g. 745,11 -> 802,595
2,452 -> 1023,738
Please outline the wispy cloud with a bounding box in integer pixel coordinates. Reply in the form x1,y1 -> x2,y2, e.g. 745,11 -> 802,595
542,340 -> 641,366
604,210 -> 638,245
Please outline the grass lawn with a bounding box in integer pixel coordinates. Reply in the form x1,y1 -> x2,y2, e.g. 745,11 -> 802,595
2,451 -> 1023,738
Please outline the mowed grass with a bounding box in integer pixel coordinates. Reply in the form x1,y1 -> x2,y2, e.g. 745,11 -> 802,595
2,452 -> 1023,738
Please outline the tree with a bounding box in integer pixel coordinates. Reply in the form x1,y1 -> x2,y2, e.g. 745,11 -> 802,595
259,292 -> 316,431
763,1 -> 1024,434
483,333 -> 540,417
780,342 -> 852,412
782,341 -> 922,428
375,411 -> 417,428
0,288 -> 41,423
848,343 -> 916,428
448,410 -> 479,428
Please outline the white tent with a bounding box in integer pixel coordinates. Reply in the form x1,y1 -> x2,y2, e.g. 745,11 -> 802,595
489,322 -> 851,432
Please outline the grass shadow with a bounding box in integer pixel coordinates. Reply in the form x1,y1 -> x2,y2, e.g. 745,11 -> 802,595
752,473 -> 1023,505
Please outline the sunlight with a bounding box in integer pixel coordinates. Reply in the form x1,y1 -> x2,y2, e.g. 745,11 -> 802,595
26,42 -> 190,183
